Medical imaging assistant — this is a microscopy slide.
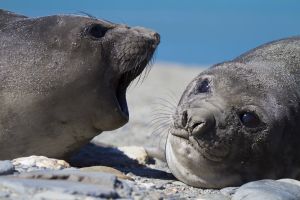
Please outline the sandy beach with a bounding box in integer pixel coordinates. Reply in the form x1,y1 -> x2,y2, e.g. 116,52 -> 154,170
95,63 -> 206,148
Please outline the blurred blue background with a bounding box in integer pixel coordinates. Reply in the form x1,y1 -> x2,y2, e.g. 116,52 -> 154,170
1,0 -> 300,66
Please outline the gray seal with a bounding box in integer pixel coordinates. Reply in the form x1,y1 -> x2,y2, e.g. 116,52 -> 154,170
0,9 -> 159,159
166,36 -> 300,188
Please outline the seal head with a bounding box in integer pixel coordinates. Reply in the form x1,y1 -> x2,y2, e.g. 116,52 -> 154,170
0,10 -> 159,159
166,37 -> 300,188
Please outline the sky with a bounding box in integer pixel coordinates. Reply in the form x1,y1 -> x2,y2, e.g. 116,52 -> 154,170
1,0 -> 300,66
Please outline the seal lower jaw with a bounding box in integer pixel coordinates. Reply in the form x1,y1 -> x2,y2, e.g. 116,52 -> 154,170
93,50 -> 156,131
98,31 -> 159,129
189,136 -> 230,162
169,128 -> 229,162
166,134 -> 242,188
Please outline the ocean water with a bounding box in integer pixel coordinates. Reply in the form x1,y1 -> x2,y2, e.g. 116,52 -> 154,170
1,0 -> 300,66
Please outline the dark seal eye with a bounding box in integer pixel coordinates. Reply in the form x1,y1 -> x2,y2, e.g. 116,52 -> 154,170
87,24 -> 108,39
197,79 -> 210,93
240,112 -> 260,128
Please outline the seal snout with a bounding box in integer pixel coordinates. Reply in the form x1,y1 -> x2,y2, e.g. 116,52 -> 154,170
179,108 -> 216,138
131,26 -> 160,47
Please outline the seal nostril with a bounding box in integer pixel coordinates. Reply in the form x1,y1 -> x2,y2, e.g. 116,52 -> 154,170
181,110 -> 188,128
191,121 -> 206,136
192,122 -> 203,130
153,32 -> 160,44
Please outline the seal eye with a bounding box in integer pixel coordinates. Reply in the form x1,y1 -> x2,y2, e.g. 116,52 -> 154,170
197,79 -> 210,93
240,112 -> 260,128
87,24 -> 107,39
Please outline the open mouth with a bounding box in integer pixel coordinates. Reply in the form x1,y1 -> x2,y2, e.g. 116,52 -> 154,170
115,58 -> 153,118
116,73 -> 130,117
114,31 -> 160,118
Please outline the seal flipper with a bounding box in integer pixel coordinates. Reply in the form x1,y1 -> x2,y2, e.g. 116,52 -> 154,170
145,147 -> 167,162
0,9 -> 27,27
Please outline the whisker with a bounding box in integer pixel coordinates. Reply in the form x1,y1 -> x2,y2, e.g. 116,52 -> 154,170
155,97 -> 177,108
140,53 -> 154,84
152,102 -> 176,111
150,124 -> 170,138
165,90 -> 180,105
133,56 -> 145,87
75,11 -> 97,19
150,103 -> 175,109
149,117 -> 172,125
149,113 -> 172,118
149,118 -> 172,125
150,111 -> 173,116
123,55 -> 134,90
150,107 -> 173,111
147,89 -> 181,144
152,100 -> 176,107
150,113 -> 173,119
149,123 -> 171,132
151,104 -> 175,112
150,119 -> 172,128
150,113 -> 173,118
151,123 -> 170,135
149,117 -> 172,128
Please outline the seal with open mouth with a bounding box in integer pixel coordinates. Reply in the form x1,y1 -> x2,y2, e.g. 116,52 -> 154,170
166,36 -> 300,188
0,9 -> 159,159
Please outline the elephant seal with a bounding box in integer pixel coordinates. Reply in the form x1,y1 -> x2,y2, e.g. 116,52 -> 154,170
0,9 -> 159,159
166,36 -> 300,188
